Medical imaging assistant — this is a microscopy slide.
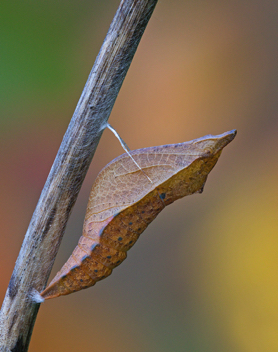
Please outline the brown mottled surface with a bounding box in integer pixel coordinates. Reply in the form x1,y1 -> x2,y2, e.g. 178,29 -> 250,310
41,130 -> 236,299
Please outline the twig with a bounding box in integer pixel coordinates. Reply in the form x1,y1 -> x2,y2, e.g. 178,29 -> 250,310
0,1 -> 158,351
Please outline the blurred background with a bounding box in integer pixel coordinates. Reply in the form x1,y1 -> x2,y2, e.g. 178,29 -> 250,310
0,1 -> 277,351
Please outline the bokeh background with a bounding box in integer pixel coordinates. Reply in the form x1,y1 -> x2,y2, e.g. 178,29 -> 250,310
1,1 -> 277,351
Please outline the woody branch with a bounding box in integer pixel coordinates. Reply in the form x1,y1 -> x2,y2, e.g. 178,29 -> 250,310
0,1 -> 158,351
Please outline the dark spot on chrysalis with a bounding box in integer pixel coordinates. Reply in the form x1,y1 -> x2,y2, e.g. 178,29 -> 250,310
118,237 -> 123,241
141,211 -> 145,214
129,241 -> 133,244
160,193 -> 166,200
116,260 -> 121,264
204,149 -> 212,156
80,279 -> 83,282
138,228 -> 141,232
107,255 -> 111,259
129,222 -> 133,226
94,269 -> 98,273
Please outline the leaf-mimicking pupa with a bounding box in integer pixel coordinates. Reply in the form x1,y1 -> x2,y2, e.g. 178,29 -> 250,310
40,130 -> 236,300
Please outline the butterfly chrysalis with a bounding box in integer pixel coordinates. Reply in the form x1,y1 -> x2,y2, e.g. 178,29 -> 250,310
40,130 -> 236,300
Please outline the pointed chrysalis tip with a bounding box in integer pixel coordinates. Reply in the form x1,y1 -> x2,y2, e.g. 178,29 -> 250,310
30,289 -> 45,303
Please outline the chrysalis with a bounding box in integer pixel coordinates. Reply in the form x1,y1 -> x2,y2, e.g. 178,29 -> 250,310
41,130 -> 236,300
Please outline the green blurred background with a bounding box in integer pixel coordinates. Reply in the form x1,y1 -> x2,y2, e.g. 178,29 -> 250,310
1,1 -> 277,351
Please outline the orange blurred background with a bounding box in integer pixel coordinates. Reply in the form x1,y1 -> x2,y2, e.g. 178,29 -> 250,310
1,1 -> 277,351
